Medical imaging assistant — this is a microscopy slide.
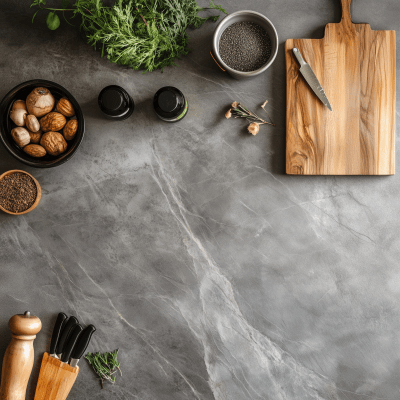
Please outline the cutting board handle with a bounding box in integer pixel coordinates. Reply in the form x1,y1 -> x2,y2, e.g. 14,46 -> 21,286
340,0 -> 352,25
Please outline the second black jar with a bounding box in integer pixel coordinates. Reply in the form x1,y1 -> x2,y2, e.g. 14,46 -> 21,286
153,87 -> 188,122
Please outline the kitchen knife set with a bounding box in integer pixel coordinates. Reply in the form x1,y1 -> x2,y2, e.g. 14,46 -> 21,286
0,311 -> 96,400
34,312 -> 96,400
49,312 -> 96,367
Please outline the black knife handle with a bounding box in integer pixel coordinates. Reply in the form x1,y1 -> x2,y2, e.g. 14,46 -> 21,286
71,325 -> 96,360
61,324 -> 83,363
55,316 -> 79,355
49,312 -> 68,355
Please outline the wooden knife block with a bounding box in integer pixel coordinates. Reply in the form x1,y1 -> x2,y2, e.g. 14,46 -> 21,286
34,353 -> 79,400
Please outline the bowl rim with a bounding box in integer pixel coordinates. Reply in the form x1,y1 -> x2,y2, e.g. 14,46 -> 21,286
0,79 -> 85,168
212,10 -> 279,77
0,169 -> 42,215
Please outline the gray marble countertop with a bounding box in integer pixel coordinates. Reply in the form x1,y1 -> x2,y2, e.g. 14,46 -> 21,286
1,1 -> 399,399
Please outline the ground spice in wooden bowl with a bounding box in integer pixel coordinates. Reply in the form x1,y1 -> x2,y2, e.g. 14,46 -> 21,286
0,171 -> 40,214
219,21 -> 272,72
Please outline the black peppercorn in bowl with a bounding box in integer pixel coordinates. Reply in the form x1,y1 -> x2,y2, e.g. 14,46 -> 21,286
212,10 -> 279,80
0,79 -> 85,168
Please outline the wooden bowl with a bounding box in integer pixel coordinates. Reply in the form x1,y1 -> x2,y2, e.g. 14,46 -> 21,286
0,170 -> 41,215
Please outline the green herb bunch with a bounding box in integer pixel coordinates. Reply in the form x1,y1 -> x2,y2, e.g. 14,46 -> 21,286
85,349 -> 122,388
30,0 -> 227,72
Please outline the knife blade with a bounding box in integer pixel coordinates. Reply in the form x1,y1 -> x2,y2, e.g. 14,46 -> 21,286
56,316 -> 79,359
49,312 -> 68,358
60,324 -> 83,363
293,47 -> 333,111
70,324 -> 96,367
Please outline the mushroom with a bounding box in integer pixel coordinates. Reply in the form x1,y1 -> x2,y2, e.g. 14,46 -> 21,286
12,100 -> 27,111
10,108 -> 28,127
11,127 -> 30,147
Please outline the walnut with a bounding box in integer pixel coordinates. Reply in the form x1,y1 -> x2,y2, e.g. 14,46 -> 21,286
40,131 -> 67,156
40,112 -> 66,132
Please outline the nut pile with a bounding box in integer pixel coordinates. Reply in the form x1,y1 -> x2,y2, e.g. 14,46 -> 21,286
0,172 -> 37,213
9,87 -> 78,158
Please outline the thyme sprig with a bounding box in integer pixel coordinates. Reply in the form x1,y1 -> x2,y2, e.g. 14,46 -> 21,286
225,101 -> 275,135
85,349 -> 122,389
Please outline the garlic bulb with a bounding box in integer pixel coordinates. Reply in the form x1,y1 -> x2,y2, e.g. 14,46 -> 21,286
26,87 -> 55,117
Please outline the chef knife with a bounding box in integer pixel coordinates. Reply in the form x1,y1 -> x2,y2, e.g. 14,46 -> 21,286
49,312 -> 67,358
60,324 -> 83,363
69,324 -> 96,367
56,316 -> 79,359
293,47 -> 333,111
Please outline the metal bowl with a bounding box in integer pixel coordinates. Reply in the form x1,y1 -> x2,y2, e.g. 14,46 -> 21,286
212,10 -> 279,80
0,79 -> 85,168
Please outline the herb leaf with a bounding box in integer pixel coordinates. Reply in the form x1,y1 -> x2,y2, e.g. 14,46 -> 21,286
46,11 -> 60,30
85,349 -> 122,389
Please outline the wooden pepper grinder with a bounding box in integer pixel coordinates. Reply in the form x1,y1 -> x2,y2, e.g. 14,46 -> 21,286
0,311 -> 42,400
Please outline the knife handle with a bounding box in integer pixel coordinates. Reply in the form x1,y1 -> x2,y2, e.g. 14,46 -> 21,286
55,316 -> 79,355
293,48 -> 307,67
61,324 -> 83,363
49,312 -> 67,355
71,324 -> 96,361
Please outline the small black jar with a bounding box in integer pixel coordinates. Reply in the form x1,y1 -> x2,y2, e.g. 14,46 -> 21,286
98,85 -> 134,121
153,87 -> 188,122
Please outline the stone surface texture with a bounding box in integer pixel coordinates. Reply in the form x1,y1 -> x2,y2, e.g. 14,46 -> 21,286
0,1 -> 399,399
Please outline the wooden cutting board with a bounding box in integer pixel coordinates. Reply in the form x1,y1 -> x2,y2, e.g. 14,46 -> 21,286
285,0 -> 396,175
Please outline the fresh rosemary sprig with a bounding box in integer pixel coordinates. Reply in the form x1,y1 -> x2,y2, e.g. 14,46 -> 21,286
85,349 -> 122,389
30,0 -> 227,72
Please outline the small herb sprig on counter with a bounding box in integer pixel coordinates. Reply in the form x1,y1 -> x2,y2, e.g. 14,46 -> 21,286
30,0 -> 227,72
225,101 -> 275,135
85,349 -> 122,389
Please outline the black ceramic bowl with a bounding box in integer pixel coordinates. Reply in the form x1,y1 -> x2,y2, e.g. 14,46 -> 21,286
0,79 -> 84,168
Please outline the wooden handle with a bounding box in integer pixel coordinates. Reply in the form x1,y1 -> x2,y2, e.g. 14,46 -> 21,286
341,0 -> 352,24
0,312 -> 42,400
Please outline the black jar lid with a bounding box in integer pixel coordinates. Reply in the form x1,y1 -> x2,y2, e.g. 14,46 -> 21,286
153,87 -> 186,121
98,85 -> 134,121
